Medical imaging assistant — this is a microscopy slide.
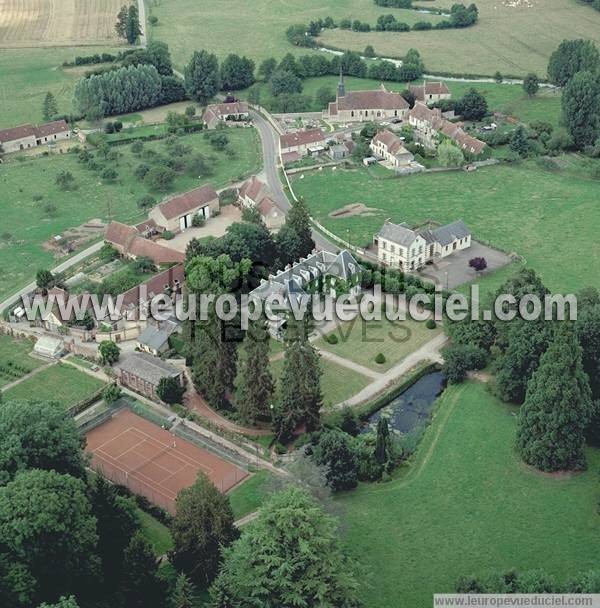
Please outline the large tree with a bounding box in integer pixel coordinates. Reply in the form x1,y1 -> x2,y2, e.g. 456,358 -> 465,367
42,92 -> 58,121
561,70 -> 600,149
456,88 -> 488,120
275,197 -> 314,267
210,487 -> 362,607
516,324 -> 593,471
0,470 -> 100,606
523,73 -> 539,96
220,54 -> 255,90
121,533 -> 165,608
314,429 -> 359,491
0,400 -> 86,485
125,4 -> 142,44
184,50 -> 220,104
169,473 -> 238,585
235,318 -> 274,425
547,39 -> 600,87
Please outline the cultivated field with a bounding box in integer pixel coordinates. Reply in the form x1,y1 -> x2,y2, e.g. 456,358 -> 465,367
293,158 -> 600,294
0,334 -> 44,387
340,381 -> 600,607
319,0 -> 600,76
0,0 -> 126,48
0,128 -> 261,302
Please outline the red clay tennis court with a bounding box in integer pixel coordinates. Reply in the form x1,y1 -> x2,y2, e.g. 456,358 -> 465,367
86,409 -> 248,514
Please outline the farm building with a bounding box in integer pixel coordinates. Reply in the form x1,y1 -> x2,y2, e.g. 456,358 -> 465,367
409,81 -> 451,104
149,185 -> 220,232
203,101 -> 250,129
116,353 -> 183,399
238,175 -> 270,208
374,219 -> 471,270
0,120 -> 71,154
324,74 -> 408,123
279,128 -> 328,159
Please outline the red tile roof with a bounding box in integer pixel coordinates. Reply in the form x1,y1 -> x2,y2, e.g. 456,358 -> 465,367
258,196 -> 277,216
239,176 -> 268,203
105,221 -> 139,248
409,81 -> 451,101
335,88 -> 408,111
372,129 -> 408,155
280,128 -> 327,150
120,264 -> 185,310
128,238 -> 185,265
0,124 -> 36,143
34,120 -> 70,138
157,185 -> 219,220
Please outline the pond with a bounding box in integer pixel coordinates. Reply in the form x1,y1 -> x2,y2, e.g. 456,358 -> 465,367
362,371 -> 446,435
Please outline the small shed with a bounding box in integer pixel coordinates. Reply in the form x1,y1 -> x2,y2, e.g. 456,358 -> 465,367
34,336 -> 64,359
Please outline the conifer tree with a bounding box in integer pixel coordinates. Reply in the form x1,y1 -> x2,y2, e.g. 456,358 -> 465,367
170,573 -> 196,608
374,417 -> 393,466
517,324 -> 593,472
125,5 -> 142,44
42,92 -> 58,121
235,318 -> 274,425
275,197 -> 315,267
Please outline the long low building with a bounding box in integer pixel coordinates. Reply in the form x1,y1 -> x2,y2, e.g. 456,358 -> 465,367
202,101 -> 250,129
105,222 -> 184,265
279,128 -> 328,159
0,120 -> 71,154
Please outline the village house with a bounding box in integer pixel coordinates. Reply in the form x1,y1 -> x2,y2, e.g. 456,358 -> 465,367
370,130 -> 415,170
374,219 -> 471,270
251,250 -> 361,337
0,120 -> 71,154
116,352 -> 183,400
237,176 -> 285,231
202,101 -> 250,129
39,287 -> 94,334
408,102 -> 487,156
409,81 -> 451,105
136,321 -> 179,356
279,128 -> 328,161
324,74 -> 409,123
149,184 -> 220,232
105,222 -> 185,265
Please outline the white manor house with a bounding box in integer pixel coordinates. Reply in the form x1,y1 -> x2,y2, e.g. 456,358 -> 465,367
374,219 -> 471,270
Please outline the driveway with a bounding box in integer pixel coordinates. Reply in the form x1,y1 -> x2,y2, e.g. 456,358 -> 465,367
417,241 -> 512,290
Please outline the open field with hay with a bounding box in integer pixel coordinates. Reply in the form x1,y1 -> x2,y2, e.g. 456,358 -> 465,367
0,0 -> 126,48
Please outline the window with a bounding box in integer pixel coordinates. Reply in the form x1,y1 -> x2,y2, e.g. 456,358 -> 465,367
390,245 -> 395,253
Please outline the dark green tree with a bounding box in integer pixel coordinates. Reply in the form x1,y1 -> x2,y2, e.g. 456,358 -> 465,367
156,376 -> 185,404
220,54 -> 255,90
125,5 -> 142,44
315,429 -> 359,491
517,324 -> 593,471
456,88 -> 488,120
275,197 -> 314,266
170,572 -> 196,608
36,268 -> 55,289
169,473 -> 238,585
42,92 -> 58,121
99,340 -> 120,365
258,57 -> 277,81
509,125 -> 530,156
235,318 -> 274,425
37,597 -> 80,608
184,50 -> 220,103
121,533 -> 165,608
523,73 -> 539,96
561,70 -> 600,149
210,487 -> 362,607
547,39 -> 600,87
115,5 -> 129,38
270,69 -> 303,96
374,417 -> 393,466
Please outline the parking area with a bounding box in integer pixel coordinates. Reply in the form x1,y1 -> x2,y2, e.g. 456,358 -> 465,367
417,241 -> 512,289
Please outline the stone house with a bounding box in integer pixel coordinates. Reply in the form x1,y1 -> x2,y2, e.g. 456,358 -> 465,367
238,176 -> 270,208
149,184 -> 220,232
279,128 -> 328,159
0,120 -> 71,154
116,352 -> 183,399
237,176 -> 285,231
370,130 -> 414,168
324,75 -> 408,123
257,197 -> 285,232
374,219 -> 471,270
409,81 -> 451,105
105,222 -> 184,265
202,101 -> 250,129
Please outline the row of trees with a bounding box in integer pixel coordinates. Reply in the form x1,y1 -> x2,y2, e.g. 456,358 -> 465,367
444,269 -> 600,472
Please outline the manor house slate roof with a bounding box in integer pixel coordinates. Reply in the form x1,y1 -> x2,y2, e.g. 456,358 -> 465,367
421,220 -> 470,247
117,352 -> 180,385
376,222 -> 420,247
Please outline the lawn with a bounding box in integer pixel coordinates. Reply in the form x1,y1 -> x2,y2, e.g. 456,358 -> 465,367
1,363 -> 106,409
228,470 -> 273,520
317,0 -> 600,77
293,158 -> 600,294
148,0 -> 441,69
316,317 -> 441,372
137,509 -> 173,556
0,127 -> 261,302
0,334 -> 44,387
270,353 -> 372,408
240,75 -> 563,128
338,381 -> 600,607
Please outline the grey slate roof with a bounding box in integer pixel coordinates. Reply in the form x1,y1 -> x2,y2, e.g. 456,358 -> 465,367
427,220 -> 470,246
118,352 -> 180,385
376,222 -> 419,247
137,326 -> 171,351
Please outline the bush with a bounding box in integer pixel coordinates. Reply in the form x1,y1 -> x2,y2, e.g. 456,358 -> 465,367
325,333 -> 339,344
426,319 -> 437,330
375,353 -> 386,365
191,214 -> 206,228
162,231 -> 174,240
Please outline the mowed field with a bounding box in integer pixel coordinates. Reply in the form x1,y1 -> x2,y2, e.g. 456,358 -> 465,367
293,158 -> 600,294
319,0 -> 600,76
339,381 -> 600,607
0,0 -> 126,47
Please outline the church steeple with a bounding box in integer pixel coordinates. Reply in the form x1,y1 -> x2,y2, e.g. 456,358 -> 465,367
337,66 -> 346,99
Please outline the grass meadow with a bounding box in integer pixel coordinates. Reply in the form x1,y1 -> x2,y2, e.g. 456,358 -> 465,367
339,381 -> 600,607
1,363 -> 106,408
0,128 -> 261,302
292,158 -> 600,294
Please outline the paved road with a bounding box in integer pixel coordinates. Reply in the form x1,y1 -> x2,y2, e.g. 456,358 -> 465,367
136,0 -> 147,47
0,240 -> 105,315
250,109 -> 337,253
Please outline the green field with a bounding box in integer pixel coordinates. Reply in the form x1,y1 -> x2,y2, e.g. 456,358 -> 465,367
242,75 -> 563,127
293,158 -> 600,293
271,353 -> 372,408
0,47 -> 122,129
0,334 -> 44,387
318,0 -> 600,76
316,318 -> 441,371
339,381 -> 600,607
228,470 -> 273,520
137,509 -> 174,556
1,363 -> 106,408
0,127 -> 261,302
